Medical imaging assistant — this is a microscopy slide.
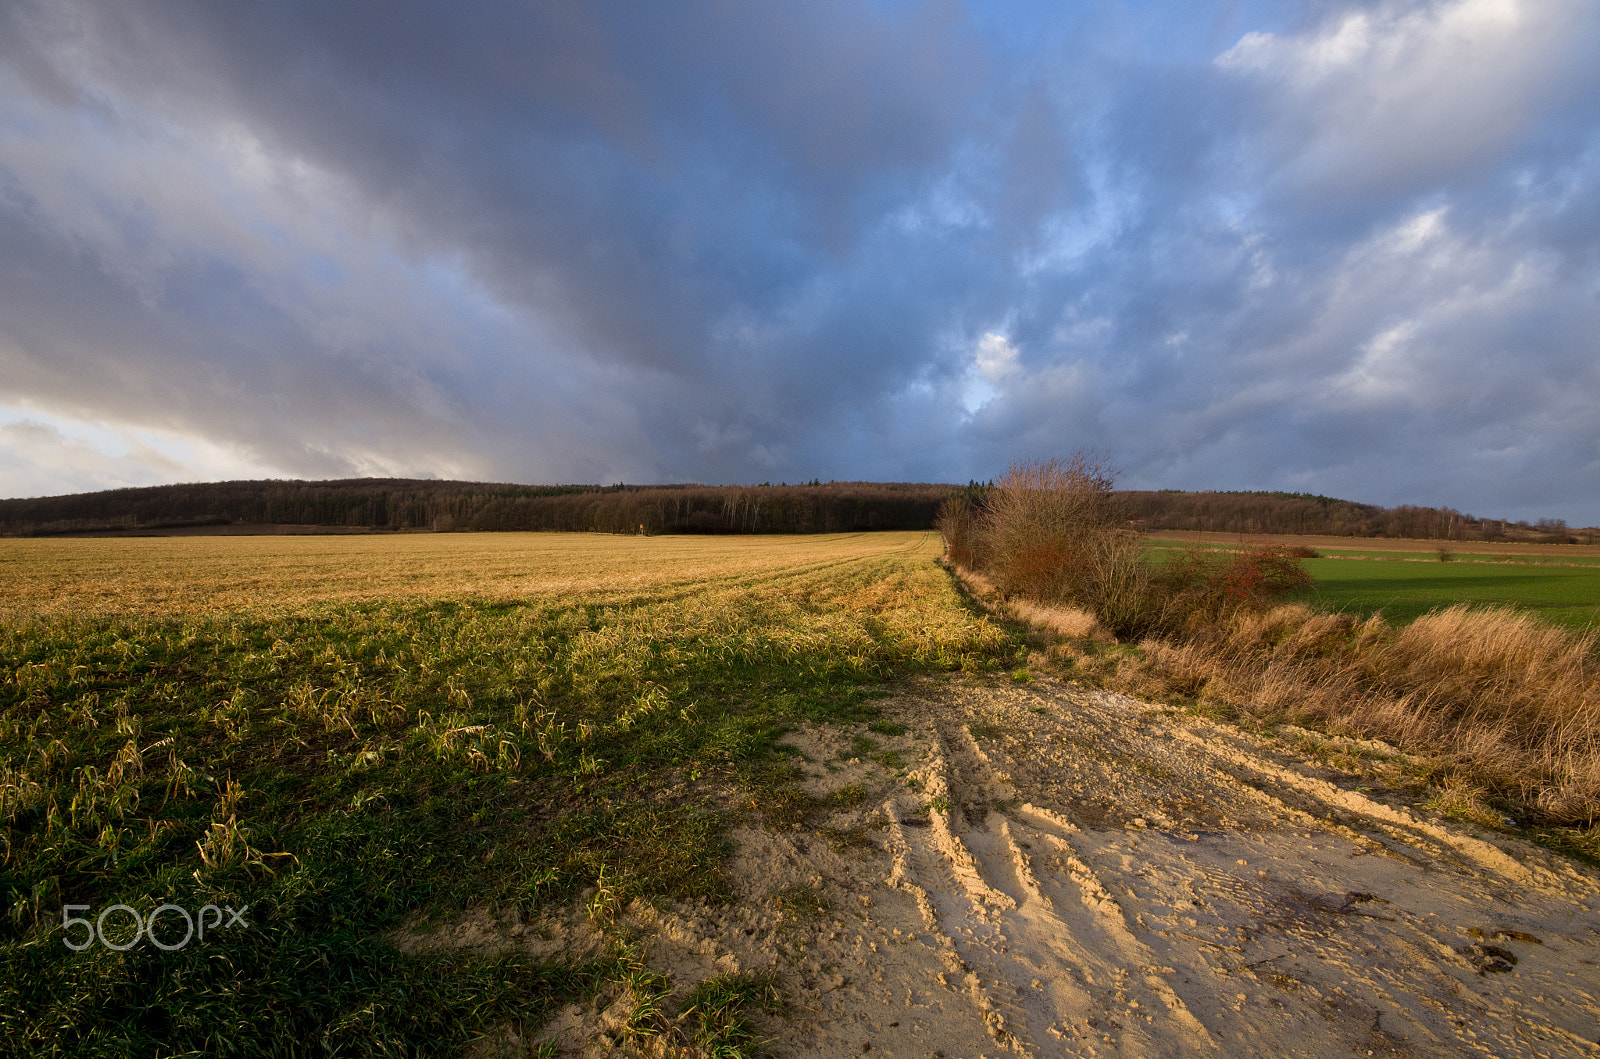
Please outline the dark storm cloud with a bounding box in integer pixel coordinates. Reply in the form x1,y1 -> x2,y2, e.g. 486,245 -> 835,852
1,0 -> 1597,522
31,0 -> 980,370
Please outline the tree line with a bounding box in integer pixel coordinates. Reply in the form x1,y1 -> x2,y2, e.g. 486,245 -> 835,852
0,479 -> 954,536
1118,490 -> 1592,543
1,479 -> 1588,543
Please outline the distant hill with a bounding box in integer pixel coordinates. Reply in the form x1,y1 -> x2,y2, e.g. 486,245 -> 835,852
2,480 -> 1590,543
0,478 -> 955,536
1118,489 -> 1593,544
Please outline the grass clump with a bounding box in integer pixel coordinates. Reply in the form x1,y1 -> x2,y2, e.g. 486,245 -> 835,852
592,967 -> 783,1059
677,971 -> 784,1058
770,884 -> 830,919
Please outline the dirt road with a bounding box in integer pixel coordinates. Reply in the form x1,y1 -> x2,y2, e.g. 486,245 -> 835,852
541,674 -> 1600,1058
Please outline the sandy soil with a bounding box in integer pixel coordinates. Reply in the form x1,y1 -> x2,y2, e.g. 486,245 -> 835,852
425,672 -> 1600,1058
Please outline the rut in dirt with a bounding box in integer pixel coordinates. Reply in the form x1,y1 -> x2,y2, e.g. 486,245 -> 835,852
859,675 -> 1600,1058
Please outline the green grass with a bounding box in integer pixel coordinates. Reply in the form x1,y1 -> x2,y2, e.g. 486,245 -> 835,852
677,971 -> 785,1056
1297,556 -> 1600,632
1144,539 -> 1600,632
0,532 -> 1015,1057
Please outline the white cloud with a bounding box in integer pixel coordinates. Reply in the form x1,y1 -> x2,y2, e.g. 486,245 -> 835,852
974,332 -> 1020,381
1337,319 -> 1422,402
1218,0 -> 1600,198
0,404 -> 286,498
960,332 -> 1020,414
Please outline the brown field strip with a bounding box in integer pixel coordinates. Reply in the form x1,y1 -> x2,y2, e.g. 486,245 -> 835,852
1145,528 -> 1600,557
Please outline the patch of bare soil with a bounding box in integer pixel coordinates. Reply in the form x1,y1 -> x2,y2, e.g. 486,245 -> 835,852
1146,530 -> 1600,558
412,676 -> 1600,1058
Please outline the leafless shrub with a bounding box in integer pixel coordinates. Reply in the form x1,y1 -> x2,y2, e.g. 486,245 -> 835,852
935,495 -> 986,570
942,454 -> 1157,638
980,454 -> 1118,596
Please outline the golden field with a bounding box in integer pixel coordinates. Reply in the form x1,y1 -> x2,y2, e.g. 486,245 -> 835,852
0,531 -> 951,619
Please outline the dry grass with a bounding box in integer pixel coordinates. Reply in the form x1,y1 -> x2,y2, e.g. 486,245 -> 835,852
950,564 -> 1108,642
1007,599 -> 1108,642
1093,603 -> 1600,823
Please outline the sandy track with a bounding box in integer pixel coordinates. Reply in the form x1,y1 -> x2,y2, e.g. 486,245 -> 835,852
867,677 -> 1600,1057
475,674 -> 1600,1058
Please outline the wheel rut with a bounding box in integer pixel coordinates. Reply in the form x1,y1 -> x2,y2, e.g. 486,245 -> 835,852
857,675 -> 1600,1059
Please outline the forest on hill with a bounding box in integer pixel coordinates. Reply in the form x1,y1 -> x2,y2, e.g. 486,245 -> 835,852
1119,490 -> 1593,543
0,480 -> 1590,543
0,479 -> 953,536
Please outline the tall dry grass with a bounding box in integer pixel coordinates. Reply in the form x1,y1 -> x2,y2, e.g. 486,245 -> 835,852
1134,603 -> 1600,823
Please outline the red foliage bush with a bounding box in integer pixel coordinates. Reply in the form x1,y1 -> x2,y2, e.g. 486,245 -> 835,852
1154,543 -> 1314,630
1216,544 -> 1315,603
997,539 -> 1078,601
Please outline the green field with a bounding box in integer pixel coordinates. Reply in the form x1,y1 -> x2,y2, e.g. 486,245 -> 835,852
1299,557 -> 1600,631
1146,537 -> 1600,632
0,532 -> 1016,1057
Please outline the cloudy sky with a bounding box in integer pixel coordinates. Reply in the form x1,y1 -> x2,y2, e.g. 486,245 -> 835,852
2,1 -> 1598,523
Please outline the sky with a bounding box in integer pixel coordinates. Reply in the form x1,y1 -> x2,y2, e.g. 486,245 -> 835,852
2,1 -> 1598,524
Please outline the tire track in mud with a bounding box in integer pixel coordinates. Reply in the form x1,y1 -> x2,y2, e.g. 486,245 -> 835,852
883,718 -> 1216,1056
869,676 -> 1600,1059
